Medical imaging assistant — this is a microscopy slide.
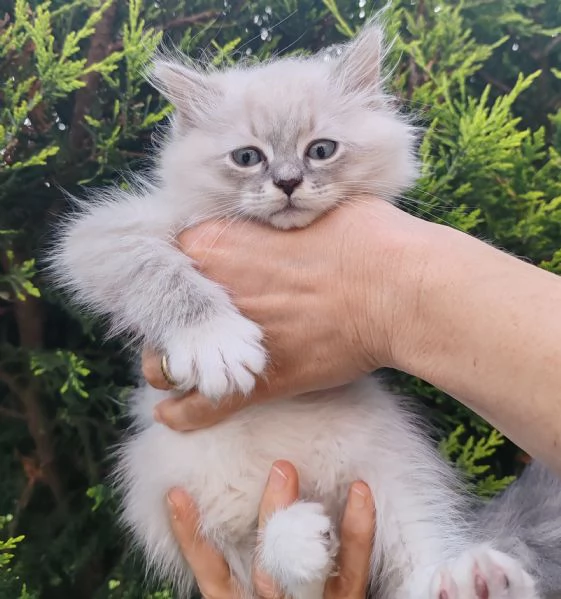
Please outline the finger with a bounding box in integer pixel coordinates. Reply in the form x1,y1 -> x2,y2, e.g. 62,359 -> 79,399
253,461 -> 299,599
176,220 -> 271,270
167,487 -> 238,599
142,347 -> 172,390
258,460 -> 299,528
325,481 -> 375,599
153,368 -> 283,431
154,392 -> 250,431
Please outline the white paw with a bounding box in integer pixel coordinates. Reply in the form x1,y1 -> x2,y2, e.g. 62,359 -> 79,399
424,545 -> 538,599
164,311 -> 266,400
258,502 -> 338,588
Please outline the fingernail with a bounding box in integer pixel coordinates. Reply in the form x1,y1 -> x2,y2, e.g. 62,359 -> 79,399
350,482 -> 368,509
167,488 -> 183,520
166,489 -> 179,520
269,465 -> 288,491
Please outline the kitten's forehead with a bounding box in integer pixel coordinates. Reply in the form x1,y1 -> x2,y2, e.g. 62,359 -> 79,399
219,59 -> 341,145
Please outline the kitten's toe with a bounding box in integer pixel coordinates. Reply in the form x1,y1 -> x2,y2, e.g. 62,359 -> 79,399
164,312 -> 266,400
258,502 -> 338,591
429,567 -> 458,599
197,311 -> 266,398
429,545 -> 538,599
165,334 -> 199,391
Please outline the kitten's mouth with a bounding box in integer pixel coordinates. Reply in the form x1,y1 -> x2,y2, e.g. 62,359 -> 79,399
270,204 -> 312,218
267,204 -> 318,230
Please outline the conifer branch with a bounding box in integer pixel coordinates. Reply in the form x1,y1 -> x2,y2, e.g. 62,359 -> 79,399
0,248 -> 67,513
69,0 -> 119,154
107,9 -> 220,52
0,406 -> 25,420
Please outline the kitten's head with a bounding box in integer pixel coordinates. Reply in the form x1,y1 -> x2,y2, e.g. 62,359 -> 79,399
151,24 -> 418,229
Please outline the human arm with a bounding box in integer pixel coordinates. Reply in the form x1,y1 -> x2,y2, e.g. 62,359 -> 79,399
394,211 -> 561,473
166,460 -> 375,599
146,201 -> 561,473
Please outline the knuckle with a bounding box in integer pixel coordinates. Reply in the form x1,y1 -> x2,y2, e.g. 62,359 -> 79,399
199,579 -> 232,599
141,355 -> 158,385
253,571 -> 281,599
329,573 -> 366,599
341,514 -> 375,543
341,527 -> 372,549
336,572 -> 355,596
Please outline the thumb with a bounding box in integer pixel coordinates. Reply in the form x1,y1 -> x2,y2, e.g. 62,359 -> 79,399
153,391 -> 250,431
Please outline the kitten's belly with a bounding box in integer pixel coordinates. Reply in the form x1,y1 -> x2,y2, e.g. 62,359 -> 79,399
118,376 -> 398,551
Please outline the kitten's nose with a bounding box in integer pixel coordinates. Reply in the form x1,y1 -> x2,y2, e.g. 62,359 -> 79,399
273,177 -> 303,197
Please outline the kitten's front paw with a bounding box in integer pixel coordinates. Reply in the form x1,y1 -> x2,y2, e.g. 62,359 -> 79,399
413,545 -> 538,599
258,502 -> 338,589
165,311 -> 266,400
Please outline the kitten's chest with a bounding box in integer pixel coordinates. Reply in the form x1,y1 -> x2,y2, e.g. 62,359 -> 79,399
180,411 -> 357,537
133,379 -> 397,544
143,392 -> 371,537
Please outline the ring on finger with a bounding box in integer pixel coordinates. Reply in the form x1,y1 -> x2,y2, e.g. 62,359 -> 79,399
160,353 -> 179,388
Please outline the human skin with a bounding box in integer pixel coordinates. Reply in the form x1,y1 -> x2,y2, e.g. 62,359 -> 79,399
166,460 -> 376,599
145,200 -> 561,474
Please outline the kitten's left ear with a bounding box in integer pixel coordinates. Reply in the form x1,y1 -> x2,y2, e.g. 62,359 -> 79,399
148,58 -> 220,128
332,23 -> 384,97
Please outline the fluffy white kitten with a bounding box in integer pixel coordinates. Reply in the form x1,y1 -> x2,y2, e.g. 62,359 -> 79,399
51,23 -> 560,599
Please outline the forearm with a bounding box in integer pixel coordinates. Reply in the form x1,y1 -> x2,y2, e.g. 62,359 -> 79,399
391,221 -> 561,472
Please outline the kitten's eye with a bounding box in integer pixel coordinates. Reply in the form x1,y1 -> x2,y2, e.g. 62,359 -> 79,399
231,147 -> 263,167
306,140 -> 337,160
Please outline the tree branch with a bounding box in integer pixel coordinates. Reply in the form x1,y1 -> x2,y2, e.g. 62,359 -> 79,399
161,9 -> 220,31
18,384 -> 67,509
69,0 -> 118,154
479,70 -> 511,94
544,35 -> 561,57
0,249 -> 68,512
107,9 -> 220,52
0,366 -> 26,398
0,406 -> 26,420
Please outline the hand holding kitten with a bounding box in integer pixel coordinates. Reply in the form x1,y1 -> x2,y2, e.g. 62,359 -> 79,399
147,200 -> 561,473
147,199 -> 428,429
167,461 -> 375,599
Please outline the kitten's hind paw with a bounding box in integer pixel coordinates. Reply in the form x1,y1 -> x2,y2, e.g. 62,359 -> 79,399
164,311 -> 266,400
258,502 -> 338,591
419,545 -> 538,599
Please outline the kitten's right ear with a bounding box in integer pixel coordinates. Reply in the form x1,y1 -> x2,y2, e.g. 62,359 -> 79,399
148,59 -> 219,128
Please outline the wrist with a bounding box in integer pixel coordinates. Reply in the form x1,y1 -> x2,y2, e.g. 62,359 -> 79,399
359,205 -> 462,374
339,202 -> 441,373
383,218 -> 506,384
383,218 -> 451,375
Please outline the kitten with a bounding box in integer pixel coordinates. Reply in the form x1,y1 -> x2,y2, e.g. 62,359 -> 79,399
50,23 -> 561,599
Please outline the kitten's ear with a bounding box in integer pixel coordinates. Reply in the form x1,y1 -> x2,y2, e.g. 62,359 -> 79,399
149,59 -> 219,128
332,23 -> 384,97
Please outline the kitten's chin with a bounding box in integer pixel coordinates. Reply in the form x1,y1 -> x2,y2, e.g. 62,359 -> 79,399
267,208 -> 321,230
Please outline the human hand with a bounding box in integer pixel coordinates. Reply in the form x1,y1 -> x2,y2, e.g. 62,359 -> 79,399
166,460 -> 376,599
146,201 -> 434,430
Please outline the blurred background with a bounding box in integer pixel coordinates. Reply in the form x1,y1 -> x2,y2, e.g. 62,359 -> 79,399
1,0 -> 560,596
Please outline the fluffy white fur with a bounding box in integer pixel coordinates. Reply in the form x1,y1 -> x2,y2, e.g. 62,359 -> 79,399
50,24 -> 543,599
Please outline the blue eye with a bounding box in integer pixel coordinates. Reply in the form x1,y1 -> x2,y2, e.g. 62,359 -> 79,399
232,147 -> 263,167
306,140 -> 337,160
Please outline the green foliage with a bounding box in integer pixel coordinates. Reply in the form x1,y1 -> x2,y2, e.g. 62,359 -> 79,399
0,516 -> 24,571
1,0 -> 560,596
440,427 -> 517,497
0,515 -> 37,598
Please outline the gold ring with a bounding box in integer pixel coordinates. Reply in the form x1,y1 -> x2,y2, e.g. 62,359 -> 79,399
160,354 -> 179,388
